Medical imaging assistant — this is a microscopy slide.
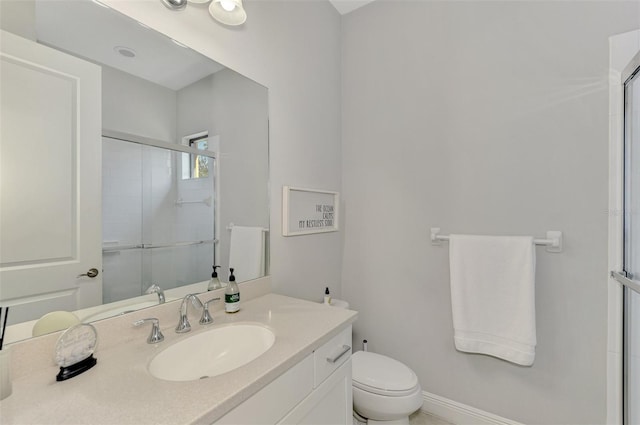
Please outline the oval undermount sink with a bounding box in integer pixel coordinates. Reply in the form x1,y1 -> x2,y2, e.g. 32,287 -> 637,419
148,324 -> 276,381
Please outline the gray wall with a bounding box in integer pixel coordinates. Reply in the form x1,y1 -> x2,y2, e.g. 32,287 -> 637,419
341,1 -> 639,423
211,69 -> 270,277
0,0 -> 35,40
103,0 -> 343,301
102,65 -> 177,142
177,70 -> 270,277
176,74 -> 214,140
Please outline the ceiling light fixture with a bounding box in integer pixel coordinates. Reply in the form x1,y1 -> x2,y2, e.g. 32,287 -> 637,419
160,0 -> 246,26
208,0 -> 246,25
161,0 -> 187,11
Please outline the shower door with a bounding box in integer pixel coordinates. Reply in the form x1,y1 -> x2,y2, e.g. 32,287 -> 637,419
622,55 -> 640,425
102,137 -> 215,304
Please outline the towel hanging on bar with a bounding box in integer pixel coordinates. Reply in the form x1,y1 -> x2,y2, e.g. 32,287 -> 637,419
448,234 -> 537,366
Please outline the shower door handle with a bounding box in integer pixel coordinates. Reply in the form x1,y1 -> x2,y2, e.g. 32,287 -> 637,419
77,268 -> 99,278
611,271 -> 640,293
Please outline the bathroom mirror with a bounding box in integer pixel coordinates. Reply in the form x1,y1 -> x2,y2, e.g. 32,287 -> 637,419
0,0 -> 269,342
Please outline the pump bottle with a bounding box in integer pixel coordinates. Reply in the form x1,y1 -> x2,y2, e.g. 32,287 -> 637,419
208,265 -> 222,291
225,268 -> 240,313
324,287 -> 332,305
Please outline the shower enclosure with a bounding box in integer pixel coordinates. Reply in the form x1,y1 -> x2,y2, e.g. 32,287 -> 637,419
102,135 -> 216,304
621,54 -> 639,425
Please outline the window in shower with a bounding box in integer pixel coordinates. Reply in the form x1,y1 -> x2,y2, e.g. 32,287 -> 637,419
622,55 -> 640,425
182,131 -> 210,180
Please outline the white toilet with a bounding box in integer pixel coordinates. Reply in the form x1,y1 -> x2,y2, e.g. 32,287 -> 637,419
351,351 -> 423,424
328,299 -> 422,424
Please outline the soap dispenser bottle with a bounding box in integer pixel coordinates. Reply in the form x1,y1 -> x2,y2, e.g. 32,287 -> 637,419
225,268 -> 240,313
208,265 -> 222,291
324,287 -> 332,305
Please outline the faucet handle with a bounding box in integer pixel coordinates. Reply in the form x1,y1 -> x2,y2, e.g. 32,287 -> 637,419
199,297 -> 221,325
133,318 -> 164,344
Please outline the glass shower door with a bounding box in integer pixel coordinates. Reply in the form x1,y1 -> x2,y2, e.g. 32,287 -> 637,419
102,137 -> 215,305
141,144 -> 215,292
102,138 -> 144,303
623,60 -> 640,425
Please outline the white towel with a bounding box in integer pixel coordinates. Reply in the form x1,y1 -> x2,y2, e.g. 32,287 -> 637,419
449,234 -> 536,366
229,226 -> 265,282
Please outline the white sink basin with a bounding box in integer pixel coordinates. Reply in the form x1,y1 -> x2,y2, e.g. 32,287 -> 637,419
148,324 -> 276,381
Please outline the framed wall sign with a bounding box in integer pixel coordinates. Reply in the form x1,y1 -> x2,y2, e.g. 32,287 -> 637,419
282,186 -> 339,236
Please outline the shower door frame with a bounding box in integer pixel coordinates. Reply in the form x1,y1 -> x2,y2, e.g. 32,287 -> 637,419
622,54 -> 640,425
612,49 -> 640,425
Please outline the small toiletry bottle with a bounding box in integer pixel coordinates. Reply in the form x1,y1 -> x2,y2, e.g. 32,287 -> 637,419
324,287 -> 332,305
225,268 -> 240,313
208,265 -> 221,291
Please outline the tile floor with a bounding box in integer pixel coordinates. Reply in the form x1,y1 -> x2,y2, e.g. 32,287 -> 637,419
409,411 -> 454,425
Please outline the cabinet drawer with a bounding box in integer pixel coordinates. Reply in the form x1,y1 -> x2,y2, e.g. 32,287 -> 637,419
313,325 -> 352,387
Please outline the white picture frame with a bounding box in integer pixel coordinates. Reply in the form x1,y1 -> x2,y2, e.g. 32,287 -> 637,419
282,186 -> 339,236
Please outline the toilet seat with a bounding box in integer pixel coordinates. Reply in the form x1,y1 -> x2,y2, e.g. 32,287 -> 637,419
352,351 -> 420,397
353,380 -> 419,397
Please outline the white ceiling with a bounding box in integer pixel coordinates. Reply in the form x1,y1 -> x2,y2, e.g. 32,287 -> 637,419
329,0 -> 376,15
35,0 -> 224,91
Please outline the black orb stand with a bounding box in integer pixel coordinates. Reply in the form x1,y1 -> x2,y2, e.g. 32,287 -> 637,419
56,355 -> 97,382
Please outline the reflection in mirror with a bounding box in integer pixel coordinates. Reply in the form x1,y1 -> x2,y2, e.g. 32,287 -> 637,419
0,0 -> 269,343
102,139 -> 216,305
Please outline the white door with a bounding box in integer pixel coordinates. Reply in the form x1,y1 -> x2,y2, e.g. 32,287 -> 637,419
0,30 -> 102,325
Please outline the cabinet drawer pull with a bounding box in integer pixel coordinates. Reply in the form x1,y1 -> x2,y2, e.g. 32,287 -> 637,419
326,345 -> 351,363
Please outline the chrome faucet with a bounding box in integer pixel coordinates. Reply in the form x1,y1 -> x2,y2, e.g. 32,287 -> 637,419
175,294 -> 203,333
199,297 -> 220,325
146,283 -> 165,304
133,318 -> 164,344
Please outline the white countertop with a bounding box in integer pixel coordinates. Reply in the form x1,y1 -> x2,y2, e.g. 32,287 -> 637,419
0,292 -> 357,424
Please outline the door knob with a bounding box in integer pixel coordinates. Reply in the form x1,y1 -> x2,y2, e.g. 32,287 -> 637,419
77,268 -> 99,278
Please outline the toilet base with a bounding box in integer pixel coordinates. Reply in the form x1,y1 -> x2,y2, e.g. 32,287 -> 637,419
368,417 -> 410,425
353,410 -> 410,425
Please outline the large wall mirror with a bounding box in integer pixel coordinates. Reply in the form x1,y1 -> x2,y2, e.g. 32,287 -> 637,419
0,0 -> 269,343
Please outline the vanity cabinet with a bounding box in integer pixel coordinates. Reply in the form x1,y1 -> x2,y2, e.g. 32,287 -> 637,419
215,325 -> 352,425
279,360 -> 352,424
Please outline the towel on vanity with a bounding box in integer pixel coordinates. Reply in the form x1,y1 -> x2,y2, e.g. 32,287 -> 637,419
229,225 -> 265,282
449,234 -> 536,366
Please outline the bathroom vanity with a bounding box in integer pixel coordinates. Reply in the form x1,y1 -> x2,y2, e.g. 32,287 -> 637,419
217,324 -> 353,424
0,279 -> 357,424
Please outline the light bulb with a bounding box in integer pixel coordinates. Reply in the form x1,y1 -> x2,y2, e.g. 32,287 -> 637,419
220,0 -> 235,11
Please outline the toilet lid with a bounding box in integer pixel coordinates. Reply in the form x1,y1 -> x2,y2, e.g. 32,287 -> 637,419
352,351 -> 419,397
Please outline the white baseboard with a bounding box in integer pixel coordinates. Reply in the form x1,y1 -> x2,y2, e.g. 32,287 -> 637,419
421,391 -> 524,425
